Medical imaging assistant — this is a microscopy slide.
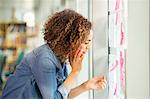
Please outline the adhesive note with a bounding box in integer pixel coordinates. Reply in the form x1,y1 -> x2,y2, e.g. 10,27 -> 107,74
109,13 -> 117,48
109,0 -> 117,11
109,0 -> 127,99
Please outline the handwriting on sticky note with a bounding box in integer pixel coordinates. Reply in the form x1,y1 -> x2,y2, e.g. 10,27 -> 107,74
109,60 -> 119,72
120,23 -> 124,45
114,83 -> 117,96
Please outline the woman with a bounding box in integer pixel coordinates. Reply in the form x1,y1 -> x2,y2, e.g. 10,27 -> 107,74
1,9 -> 107,99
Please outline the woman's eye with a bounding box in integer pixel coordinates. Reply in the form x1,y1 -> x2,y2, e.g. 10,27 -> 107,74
85,40 -> 91,44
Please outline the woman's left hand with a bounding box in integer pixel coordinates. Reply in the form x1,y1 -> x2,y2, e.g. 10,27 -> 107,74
70,44 -> 88,73
84,76 -> 107,90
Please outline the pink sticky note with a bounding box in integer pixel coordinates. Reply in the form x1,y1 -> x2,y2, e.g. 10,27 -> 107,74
115,0 -> 120,10
120,50 -> 126,89
114,83 -> 117,95
109,60 -> 119,72
120,23 -> 124,45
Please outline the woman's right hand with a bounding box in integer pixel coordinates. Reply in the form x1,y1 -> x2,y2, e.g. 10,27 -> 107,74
84,76 -> 107,90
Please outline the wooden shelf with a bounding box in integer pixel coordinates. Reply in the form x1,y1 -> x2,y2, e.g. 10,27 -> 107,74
0,20 -> 26,25
0,44 -> 28,50
0,45 -> 16,50
0,31 -> 5,37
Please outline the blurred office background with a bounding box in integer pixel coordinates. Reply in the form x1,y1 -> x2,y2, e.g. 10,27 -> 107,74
0,0 -> 149,99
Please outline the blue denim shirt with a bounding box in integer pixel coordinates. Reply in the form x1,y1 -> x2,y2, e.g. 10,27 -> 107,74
1,44 -> 70,99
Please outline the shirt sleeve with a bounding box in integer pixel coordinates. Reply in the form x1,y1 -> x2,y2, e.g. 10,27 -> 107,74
31,56 -> 70,99
58,83 -> 71,99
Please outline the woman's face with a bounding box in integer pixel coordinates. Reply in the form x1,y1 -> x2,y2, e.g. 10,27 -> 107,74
77,30 -> 93,53
68,31 -> 93,66
83,30 -> 93,50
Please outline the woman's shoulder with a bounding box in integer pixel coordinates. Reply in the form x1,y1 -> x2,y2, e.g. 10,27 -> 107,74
32,44 -> 52,58
30,44 -> 62,68
23,44 -> 54,65
33,44 -> 48,54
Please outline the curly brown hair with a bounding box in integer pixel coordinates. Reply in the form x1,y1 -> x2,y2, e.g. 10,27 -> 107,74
43,9 -> 92,63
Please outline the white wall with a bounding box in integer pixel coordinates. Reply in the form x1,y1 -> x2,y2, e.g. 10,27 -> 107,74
126,0 -> 149,99
92,0 -> 108,99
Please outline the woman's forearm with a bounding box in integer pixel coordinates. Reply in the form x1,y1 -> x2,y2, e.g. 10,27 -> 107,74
63,71 -> 89,99
68,82 -> 88,99
63,71 -> 80,89
63,61 -> 87,99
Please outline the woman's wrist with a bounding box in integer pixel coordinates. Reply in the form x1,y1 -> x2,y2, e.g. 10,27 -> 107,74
82,81 -> 93,91
71,70 -> 80,75
81,82 -> 89,90
71,68 -> 81,75
82,81 -> 90,90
